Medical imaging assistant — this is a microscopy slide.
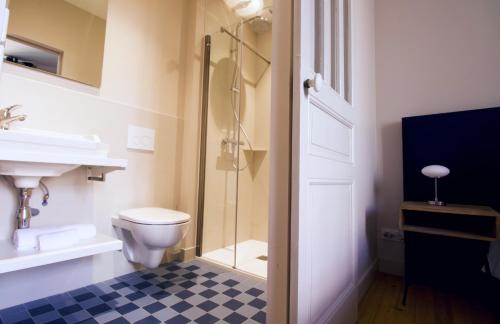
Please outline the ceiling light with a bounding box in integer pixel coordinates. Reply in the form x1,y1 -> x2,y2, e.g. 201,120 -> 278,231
224,0 -> 263,18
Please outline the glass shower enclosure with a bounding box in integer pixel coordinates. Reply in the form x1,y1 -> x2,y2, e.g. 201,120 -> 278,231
196,11 -> 271,278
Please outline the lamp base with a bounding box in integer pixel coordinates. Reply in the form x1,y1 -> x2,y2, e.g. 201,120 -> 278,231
428,200 -> 445,206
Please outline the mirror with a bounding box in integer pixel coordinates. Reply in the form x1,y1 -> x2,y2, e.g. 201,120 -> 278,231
5,0 -> 108,87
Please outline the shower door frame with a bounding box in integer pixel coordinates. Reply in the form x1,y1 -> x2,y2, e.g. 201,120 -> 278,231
195,34 -> 211,257
195,30 -> 245,267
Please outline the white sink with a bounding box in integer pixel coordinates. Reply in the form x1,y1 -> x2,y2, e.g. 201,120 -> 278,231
0,128 -> 127,188
0,127 -> 107,155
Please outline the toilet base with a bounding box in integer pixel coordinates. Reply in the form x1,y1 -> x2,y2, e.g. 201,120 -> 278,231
111,215 -> 190,269
113,225 -> 166,268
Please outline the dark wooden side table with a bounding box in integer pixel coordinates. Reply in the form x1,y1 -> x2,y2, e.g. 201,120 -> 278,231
399,201 -> 500,305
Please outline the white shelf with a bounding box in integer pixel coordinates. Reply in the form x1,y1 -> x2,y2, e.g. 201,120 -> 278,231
0,234 -> 122,274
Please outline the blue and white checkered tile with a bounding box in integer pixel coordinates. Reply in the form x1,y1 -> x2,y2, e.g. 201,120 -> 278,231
0,259 -> 266,324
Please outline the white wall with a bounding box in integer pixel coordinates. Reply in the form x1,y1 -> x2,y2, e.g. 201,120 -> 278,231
375,0 -> 500,274
0,0 -> 198,308
351,0 -> 378,298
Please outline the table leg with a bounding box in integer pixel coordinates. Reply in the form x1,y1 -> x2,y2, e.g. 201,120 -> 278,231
402,280 -> 409,305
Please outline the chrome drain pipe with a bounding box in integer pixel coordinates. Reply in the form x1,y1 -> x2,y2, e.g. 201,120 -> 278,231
17,188 -> 33,229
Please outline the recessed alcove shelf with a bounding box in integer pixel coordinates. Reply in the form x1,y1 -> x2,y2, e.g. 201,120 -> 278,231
242,146 -> 267,153
0,234 -> 122,274
242,147 -> 268,178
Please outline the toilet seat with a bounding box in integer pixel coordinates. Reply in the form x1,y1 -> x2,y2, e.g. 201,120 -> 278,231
118,208 -> 191,225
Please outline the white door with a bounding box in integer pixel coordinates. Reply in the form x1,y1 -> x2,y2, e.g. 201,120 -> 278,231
291,0 -> 356,323
0,0 -> 9,71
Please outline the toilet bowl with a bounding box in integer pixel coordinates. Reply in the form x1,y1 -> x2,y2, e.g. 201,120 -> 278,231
112,207 -> 191,268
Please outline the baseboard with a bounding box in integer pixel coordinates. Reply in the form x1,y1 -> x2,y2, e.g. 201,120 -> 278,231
378,258 -> 404,276
357,259 -> 379,302
180,246 -> 197,261
323,283 -> 357,324
317,260 -> 379,324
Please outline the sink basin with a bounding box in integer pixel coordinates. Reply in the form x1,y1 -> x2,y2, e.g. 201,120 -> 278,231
0,128 -> 126,188
0,160 -> 79,188
0,127 -> 107,156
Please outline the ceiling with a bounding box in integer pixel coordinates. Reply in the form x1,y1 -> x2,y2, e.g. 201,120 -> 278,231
64,0 -> 108,20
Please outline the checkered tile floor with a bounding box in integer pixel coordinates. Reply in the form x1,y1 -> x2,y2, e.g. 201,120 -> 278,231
0,259 -> 266,324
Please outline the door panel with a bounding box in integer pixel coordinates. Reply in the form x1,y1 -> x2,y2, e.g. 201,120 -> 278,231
309,98 -> 352,163
309,181 -> 354,324
291,0 -> 356,323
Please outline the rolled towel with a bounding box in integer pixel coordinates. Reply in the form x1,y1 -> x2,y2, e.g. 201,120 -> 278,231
13,226 -> 63,251
12,224 -> 97,251
38,229 -> 79,251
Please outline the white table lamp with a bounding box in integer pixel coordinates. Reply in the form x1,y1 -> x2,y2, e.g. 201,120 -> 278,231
421,165 -> 450,206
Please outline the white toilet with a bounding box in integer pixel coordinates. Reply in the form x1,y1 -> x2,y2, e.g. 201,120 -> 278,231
112,207 -> 191,268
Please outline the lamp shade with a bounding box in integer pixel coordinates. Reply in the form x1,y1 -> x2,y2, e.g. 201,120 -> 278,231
421,165 -> 450,178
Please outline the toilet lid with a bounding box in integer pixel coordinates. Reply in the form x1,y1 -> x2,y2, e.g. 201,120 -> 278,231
118,208 -> 191,225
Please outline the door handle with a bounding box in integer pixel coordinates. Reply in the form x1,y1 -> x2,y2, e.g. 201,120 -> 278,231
304,73 -> 323,92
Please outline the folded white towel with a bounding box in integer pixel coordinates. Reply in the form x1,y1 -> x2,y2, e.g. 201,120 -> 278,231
12,224 -> 97,251
13,226 -> 61,251
38,229 -> 79,251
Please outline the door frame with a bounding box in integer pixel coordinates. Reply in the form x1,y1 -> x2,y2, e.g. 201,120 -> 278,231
267,0 -> 293,323
192,1 -> 294,320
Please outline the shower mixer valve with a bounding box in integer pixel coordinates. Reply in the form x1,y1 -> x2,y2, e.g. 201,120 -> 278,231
221,138 -> 245,146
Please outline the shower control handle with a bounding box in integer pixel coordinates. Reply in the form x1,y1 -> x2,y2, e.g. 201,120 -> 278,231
304,73 -> 323,92
222,138 -> 245,146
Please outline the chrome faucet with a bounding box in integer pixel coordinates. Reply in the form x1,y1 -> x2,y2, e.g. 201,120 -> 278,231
0,105 -> 26,130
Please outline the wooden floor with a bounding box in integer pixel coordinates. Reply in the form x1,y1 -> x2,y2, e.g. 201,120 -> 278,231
358,273 -> 497,324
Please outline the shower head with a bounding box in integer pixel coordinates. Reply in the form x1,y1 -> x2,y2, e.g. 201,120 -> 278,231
249,16 -> 271,33
244,8 -> 272,34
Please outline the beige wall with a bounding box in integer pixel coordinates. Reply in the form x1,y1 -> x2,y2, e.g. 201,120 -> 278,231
8,0 -> 106,87
0,0 -> 201,308
251,29 -> 271,242
100,0 -> 185,116
176,0 -> 205,260
375,0 -> 500,274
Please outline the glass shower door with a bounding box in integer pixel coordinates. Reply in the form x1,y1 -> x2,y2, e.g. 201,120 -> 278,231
234,24 -> 271,278
198,28 -> 243,269
197,6 -> 271,278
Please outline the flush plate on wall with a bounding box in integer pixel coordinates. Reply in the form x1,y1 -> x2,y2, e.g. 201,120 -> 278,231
127,125 -> 155,151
